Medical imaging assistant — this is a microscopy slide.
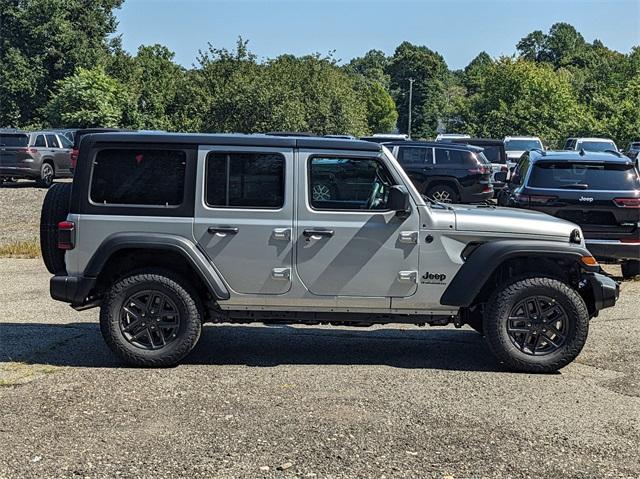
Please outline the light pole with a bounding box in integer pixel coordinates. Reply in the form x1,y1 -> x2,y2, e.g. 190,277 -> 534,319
407,78 -> 414,137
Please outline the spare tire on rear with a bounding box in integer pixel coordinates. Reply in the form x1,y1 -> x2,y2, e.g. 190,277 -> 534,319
40,182 -> 72,274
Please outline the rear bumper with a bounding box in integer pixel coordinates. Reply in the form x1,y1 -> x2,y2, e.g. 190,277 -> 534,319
584,272 -> 619,312
585,239 -> 640,261
50,275 -> 96,307
0,165 -> 39,178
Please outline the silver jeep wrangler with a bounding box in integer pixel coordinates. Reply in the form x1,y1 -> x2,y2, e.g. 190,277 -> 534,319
41,133 -> 619,372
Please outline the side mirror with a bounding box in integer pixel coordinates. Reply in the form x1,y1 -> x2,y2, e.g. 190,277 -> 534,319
494,171 -> 507,183
387,185 -> 411,214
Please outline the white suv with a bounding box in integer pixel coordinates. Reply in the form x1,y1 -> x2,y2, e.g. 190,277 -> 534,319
563,137 -> 618,153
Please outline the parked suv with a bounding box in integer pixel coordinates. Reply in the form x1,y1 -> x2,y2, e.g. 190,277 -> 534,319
563,137 -> 618,153
1,129 -> 73,187
624,141 -> 640,161
42,132 -> 618,372
504,136 -> 544,170
385,141 -> 494,203
498,150 -> 640,279
451,138 -> 508,190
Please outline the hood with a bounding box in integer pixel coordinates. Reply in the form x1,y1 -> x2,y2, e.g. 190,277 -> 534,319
452,204 -> 578,239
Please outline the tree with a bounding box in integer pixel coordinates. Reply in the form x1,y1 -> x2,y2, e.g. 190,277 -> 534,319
386,42 -> 449,138
0,0 -> 124,126
359,82 -> 398,133
46,67 -> 125,128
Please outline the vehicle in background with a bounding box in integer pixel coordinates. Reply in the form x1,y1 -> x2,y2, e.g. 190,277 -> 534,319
435,133 -> 470,142
503,136 -> 544,170
0,129 -> 73,187
451,138 -> 508,190
623,141 -> 640,161
71,128 -> 132,171
563,137 -> 619,153
324,134 -> 357,140
361,133 -> 410,143
385,141 -> 493,203
498,149 -> 640,279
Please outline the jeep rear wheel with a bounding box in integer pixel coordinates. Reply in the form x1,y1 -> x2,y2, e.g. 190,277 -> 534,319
483,277 -> 589,373
426,184 -> 458,203
100,270 -> 203,367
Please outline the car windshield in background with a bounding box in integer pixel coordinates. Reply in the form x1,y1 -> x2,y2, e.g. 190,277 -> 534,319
0,134 -> 28,147
528,161 -> 640,190
481,146 -> 505,163
505,140 -> 541,151
578,141 -> 617,152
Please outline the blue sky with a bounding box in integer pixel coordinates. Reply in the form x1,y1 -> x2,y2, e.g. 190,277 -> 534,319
115,0 -> 639,69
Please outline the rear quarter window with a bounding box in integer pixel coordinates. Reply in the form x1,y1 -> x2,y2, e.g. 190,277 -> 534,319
528,162 -> 640,190
90,149 -> 186,206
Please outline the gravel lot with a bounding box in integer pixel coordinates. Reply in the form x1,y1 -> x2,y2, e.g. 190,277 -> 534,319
0,182 -> 638,478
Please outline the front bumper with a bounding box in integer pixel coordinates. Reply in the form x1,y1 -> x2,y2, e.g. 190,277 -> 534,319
50,275 -> 96,307
583,272 -> 619,313
586,239 -> 640,261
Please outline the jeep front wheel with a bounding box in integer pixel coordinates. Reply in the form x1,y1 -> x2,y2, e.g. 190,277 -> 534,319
100,269 -> 203,367
483,277 -> 589,373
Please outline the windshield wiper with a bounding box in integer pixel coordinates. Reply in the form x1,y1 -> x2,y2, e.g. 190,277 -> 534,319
558,183 -> 589,189
421,194 -> 454,210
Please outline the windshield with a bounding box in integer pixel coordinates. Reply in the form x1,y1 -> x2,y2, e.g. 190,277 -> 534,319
0,134 -> 28,147
504,139 -> 542,151
479,145 -> 505,164
578,140 -> 617,152
528,161 -> 640,190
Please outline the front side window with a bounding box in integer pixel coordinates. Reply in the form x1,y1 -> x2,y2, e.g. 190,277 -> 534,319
397,147 -> 433,166
91,149 -> 186,206
309,157 -> 395,210
206,152 -> 285,208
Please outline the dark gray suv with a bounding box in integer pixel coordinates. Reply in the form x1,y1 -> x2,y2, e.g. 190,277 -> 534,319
0,130 -> 73,187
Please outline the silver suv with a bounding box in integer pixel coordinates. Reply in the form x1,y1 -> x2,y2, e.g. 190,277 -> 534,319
0,130 -> 73,187
41,132 -> 619,372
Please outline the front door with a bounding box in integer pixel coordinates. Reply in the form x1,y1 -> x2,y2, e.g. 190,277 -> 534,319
194,146 -> 294,295
296,150 -> 420,298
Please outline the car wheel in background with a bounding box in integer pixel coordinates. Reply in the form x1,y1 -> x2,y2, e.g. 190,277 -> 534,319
483,277 -> 589,373
312,182 -> 337,202
40,182 -> 72,274
621,260 -> 640,280
36,162 -> 55,188
426,184 -> 459,203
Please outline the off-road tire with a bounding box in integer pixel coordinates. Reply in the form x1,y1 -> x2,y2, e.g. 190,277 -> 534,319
36,161 -> 55,188
100,269 -> 203,367
621,260 -> 640,280
40,182 -> 72,274
426,184 -> 459,204
483,277 -> 589,373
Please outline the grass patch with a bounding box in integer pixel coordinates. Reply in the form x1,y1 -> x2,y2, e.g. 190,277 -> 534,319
0,239 -> 40,258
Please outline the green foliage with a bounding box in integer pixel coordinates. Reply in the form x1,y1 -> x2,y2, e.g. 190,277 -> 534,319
46,67 -> 125,128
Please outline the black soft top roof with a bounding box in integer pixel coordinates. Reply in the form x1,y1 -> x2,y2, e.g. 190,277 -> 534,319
81,132 -> 381,152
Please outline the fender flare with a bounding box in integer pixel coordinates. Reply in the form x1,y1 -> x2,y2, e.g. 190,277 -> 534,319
84,233 -> 230,300
439,240 -> 593,307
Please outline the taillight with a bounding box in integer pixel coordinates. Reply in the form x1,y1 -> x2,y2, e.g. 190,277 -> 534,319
17,147 -> 38,154
514,193 -> 557,206
468,165 -> 490,175
614,197 -> 640,208
70,148 -> 79,169
57,221 -> 75,250
620,238 -> 640,244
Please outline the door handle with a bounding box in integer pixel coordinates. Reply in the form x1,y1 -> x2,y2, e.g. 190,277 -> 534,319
303,229 -> 334,238
207,226 -> 238,235
272,228 -> 291,241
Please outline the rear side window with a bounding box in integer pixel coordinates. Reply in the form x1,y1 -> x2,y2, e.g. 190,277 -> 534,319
45,134 -> 60,148
34,135 -> 46,147
397,147 -> 433,166
91,149 -> 186,206
528,162 -> 640,190
435,148 -> 474,166
206,152 -> 285,208
0,134 -> 28,147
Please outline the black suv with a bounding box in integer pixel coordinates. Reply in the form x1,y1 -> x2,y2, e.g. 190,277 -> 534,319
451,138 -> 508,190
385,141 -> 493,203
498,150 -> 640,279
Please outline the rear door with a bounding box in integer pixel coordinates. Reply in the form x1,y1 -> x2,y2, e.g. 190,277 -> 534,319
296,149 -> 420,300
45,134 -> 69,175
193,146 -> 294,295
